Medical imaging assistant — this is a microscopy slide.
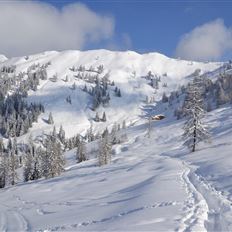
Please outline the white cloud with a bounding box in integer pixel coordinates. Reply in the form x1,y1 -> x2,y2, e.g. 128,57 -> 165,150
0,1 -> 114,57
175,19 -> 232,61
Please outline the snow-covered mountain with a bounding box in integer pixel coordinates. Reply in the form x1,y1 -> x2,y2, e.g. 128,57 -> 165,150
0,49 -> 221,139
1,49 -> 232,231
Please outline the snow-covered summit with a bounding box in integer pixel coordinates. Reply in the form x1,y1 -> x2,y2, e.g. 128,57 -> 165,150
0,49 -> 222,140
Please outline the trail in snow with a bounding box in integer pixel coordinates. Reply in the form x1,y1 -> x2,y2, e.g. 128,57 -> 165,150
153,154 -> 209,232
0,212 -> 7,232
0,207 -> 29,232
160,153 -> 232,232
188,167 -> 232,231
178,163 -> 208,232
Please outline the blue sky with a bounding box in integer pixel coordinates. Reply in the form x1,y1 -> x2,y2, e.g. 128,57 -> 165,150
39,0 -> 232,59
0,0 -> 232,60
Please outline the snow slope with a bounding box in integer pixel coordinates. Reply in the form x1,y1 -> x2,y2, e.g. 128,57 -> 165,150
0,103 -> 232,231
1,49 -> 231,231
0,50 -> 221,140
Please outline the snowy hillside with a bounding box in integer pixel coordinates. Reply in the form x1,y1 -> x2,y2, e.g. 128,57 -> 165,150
0,49 -> 221,140
1,103 -> 232,231
1,49 -> 232,231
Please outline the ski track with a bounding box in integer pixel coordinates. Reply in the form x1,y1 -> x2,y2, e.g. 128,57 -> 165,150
0,212 -> 7,232
0,196 -> 31,232
178,163 -> 208,232
188,169 -> 232,231
0,210 -> 29,232
169,158 -> 232,232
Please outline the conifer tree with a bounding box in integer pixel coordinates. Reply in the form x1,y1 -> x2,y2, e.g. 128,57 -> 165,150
102,112 -> 106,122
72,82 -> 76,90
162,92 -> 169,103
76,140 -> 87,163
98,129 -> 112,166
64,75 -> 69,82
58,125 -> 66,144
23,152 -> 34,182
0,139 -> 7,188
95,112 -> 100,122
182,76 -> 210,152
111,123 -> 118,144
122,120 -> 126,129
86,123 -> 95,142
48,112 -> 54,124
8,151 -> 18,185
40,133 -> 65,179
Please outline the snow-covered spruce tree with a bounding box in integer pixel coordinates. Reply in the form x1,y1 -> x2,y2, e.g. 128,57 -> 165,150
98,129 -> 112,166
8,138 -> 18,185
76,140 -> 87,163
90,78 -> 110,110
86,123 -> 95,142
110,123 -> 119,144
53,142 -> 65,176
42,134 -> 65,178
102,112 -> 106,122
64,75 -> 69,82
182,76 -> 210,152
23,151 -> 34,182
117,89 -> 121,97
95,112 -> 100,122
0,154 -> 8,188
72,82 -> 76,90
83,84 -> 88,92
66,95 -> 72,104
49,133 -> 65,177
97,65 -> 104,74
58,125 -> 66,144
39,146 -> 50,178
28,134 -> 36,157
48,112 -> 54,124
151,78 -> 159,89
122,120 -> 126,129
0,139 -> 7,188
162,92 -> 169,103
216,83 -> 229,106
147,71 -> 154,79
23,135 -> 39,181
5,138 -> 18,185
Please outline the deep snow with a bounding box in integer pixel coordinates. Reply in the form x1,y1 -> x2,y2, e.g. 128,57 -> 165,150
1,105 -> 232,231
0,50 -> 231,231
0,49 -> 221,140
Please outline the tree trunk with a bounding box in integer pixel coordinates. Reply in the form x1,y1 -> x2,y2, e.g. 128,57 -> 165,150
192,121 -> 196,152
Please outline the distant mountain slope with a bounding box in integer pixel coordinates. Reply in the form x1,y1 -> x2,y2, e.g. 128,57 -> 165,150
0,50 -> 222,140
